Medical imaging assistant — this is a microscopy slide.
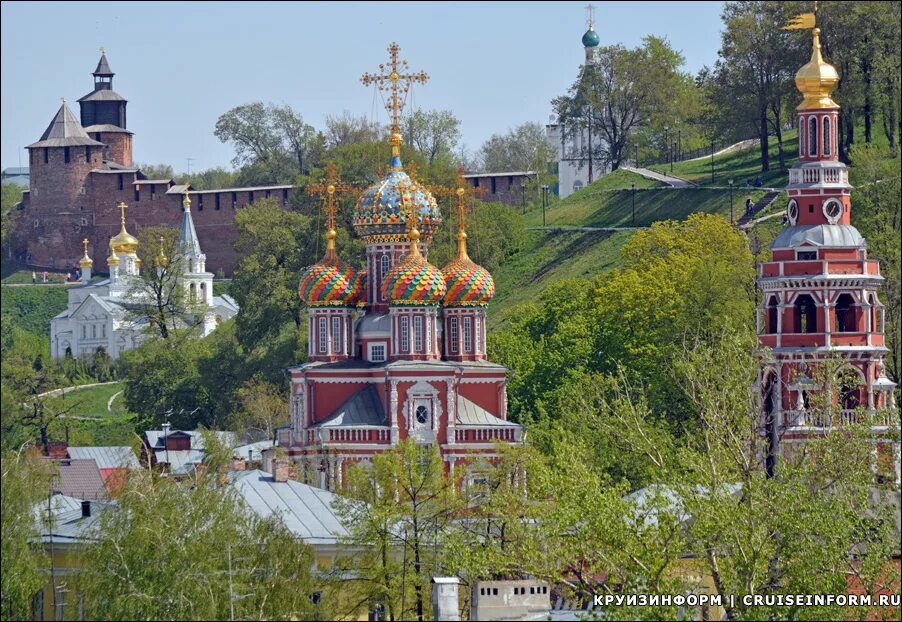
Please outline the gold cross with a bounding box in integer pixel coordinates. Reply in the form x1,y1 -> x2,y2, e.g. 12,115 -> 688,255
182,188 -> 191,209
360,42 -> 429,134
117,201 -> 128,225
307,162 -> 355,231
83,238 -> 90,254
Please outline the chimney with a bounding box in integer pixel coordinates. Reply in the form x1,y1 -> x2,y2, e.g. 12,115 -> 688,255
81,500 -> 91,518
47,441 -> 69,459
432,577 -> 460,621
262,447 -> 277,474
231,456 -> 247,472
273,458 -> 290,483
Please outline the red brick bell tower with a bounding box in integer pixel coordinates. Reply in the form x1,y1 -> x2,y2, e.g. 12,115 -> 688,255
756,19 -> 899,481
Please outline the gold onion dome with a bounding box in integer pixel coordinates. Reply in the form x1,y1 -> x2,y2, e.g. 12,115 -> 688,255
795,28 -> 839,109
110,202 -> 139,254
106,239 -> 120,266
298,229 -> 365,307
381,185 -> 446,305
441,189 -> 494,306
79,239 -> 93,268
353,134 -> 442,242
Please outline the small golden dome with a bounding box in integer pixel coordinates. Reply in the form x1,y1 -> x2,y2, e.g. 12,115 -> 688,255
795,28 -> 839,110
110,201 -> 139,254
79,238 -> 93,268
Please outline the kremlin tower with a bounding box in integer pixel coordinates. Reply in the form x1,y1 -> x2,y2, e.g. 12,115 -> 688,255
756,15 -> 898,480
283,43 -> 521,491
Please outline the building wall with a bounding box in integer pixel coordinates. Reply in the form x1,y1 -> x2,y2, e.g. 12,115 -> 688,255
463,173 -> 535,208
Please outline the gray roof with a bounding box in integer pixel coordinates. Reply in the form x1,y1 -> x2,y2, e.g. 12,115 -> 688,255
144,429 -> 237,450
33,493 -> 112,545
189,184 -> 293,194
93,52 -> 113,76
152,449 -> 206,475
233,440 -> 275,461
213,294 -> 239,315
44,458 -> 107,501
316,385 -> 387,427
462,170 -> 537,178
78,89 -> 127,103
357,313 -> 391,337
28,103 -> 104,149
231,470 -> 350,545
456,395 -> 519,426
84,123 -> 132,134
772,224 -> 866,249
178,206 -> 203,257
67,446 -> 140,470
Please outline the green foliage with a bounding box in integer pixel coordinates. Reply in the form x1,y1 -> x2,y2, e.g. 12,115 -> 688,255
403,109 -> 462,164
428,202 -> 527,275
476,122 -> 551,175
1,183 -> 23,255
78,469 -> 322,620
0,285 -> 68,339
1,450 -> 51,621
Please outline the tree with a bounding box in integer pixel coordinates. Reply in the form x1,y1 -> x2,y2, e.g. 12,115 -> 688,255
334,441 -> 460,622
230,198 -> 319,349
1,450 -> 51,621
78,469 -> 324,620
476,122 -> 550,173
232,379 -> 289,440
1,183 -> 23,259
709,2 -> 807,172
323,111 -> 383,149
134,162 -> 175,181
404,109 -> 462,165
181,166 -> 239,190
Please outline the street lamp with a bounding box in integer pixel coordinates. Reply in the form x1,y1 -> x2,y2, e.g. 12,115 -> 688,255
670,141 -> 675,173
710,139 -> 715,184
520,182 -> 527,215
634,143 -> 639,168
728,179 -> 734,224
631,181 -> 636,225
541,184 -> 550,226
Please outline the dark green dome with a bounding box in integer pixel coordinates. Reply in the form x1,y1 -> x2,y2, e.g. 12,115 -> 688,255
582,28 -> 600,48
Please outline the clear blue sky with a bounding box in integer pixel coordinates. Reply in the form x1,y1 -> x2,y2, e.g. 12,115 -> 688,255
1,1 -> 725,173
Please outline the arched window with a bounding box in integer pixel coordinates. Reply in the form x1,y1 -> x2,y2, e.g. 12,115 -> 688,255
835,293 -> 856,332
822,117 -> 831,156
795,294 -> 817,333
766,296 -> 779,334
808,116 -> 818,157
798,118 -> 804,156
573,180 -> 584,193
380,254 -> 390,278
839,376 -> 861,410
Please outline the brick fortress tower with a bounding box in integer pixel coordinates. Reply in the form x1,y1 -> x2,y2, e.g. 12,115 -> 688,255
279,43 -> 522,491
756,13 -> 899,480
14,50 -> 298,275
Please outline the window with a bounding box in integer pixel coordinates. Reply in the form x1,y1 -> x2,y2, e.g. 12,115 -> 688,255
117,174 -> 124,191
64,147 -> 70,163
449,317 -> 459,354
381,255 -> 390,279
232,191 -> 237,208
82,325 -> 87,339
85,146 -> 91,162
414,315 -> 423,352
475,317 -> 482,353
795,294 -> 817,334
283,188 -> 289,204
835,294 -> 856,333
248,191 -> 254,203
798,118 -> 804,156
92,324 -> 97,339
318,317 -> 327,354
215,194 -> 221,210
415,404 -> 429,426
331,316 -> 341,352
573,180 -> 584,193
808,116 -> 818,157
369,343 -> 386,362
150,185 -> 156,201
766,296 -> 778,334
101,324 -> 106,338
491,177 -> 497,194
44,148 -> 49,164
823,117 -> 831,156
134,187 -> 140,202
463,317 -> 473,353
197,194 -> 203,211
400,316 -> 410,352
473,178 -> 480,188
796,251 -> 817,261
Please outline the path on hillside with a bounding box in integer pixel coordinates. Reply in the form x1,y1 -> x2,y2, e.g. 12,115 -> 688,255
108,390 -> 124,413
528,226 -> 647,232
682,138 -> 759,162
620,166 -> 696,188
34,381 -> 120,400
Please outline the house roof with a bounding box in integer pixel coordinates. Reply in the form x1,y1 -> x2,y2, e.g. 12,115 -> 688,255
143,429 -> 237,450
456,395 -> 519,427
315,385 -> 387,427
231,470 -> 350,545
93,52 -> 113,76
67,446 -> 140,470
44,458 -> 107,501
84,124 -> 132,134
233,440 -> 275,461
33,493 -> 111,545
462,171 -> 537,178
153,449 -> 206,475
77,89 -> 127,103
28,102 -> 104,149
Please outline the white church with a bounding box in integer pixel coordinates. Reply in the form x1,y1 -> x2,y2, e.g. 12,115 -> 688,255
50,193 -> 238,359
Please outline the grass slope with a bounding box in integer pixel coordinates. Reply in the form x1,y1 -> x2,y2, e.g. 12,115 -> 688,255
47,381 -> 138,447
1,285 -> 69,337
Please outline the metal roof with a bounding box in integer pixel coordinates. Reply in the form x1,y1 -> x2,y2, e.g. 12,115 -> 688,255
772,224 -> 866,249
189,184 -> 294,194
93,52 -> 114,76
67,446 -> 140,470
144,429 -> 237,450
84,123 -> 132,134
456,395 -> 519,427
462,171 -> 537,178
178,202 -> 203,257
43,458 -> 107,501
231,470 -> 350,545
77,89 -> 127,103
27,103 -> 104,149
316,385 -> 387,427
33,493 -> 112,545
233,440 -> 275,461
152,449 -> 205,475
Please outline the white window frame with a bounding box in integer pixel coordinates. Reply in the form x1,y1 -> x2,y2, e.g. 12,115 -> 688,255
449,317 -> 459,354
475,316 -> 482,354
414,315 -> 423,353
463,317 -> 473,353
331,316 -> 341,353
808,116 -> 818,157
368,342 -> 386,362
400,316 -> 410,352
318,317 -> 327,354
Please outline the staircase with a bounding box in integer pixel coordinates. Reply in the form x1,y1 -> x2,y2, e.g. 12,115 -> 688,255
738,190 -> 782,226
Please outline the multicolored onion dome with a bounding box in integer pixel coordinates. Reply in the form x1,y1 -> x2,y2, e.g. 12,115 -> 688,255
353,161 -> 442,242
382,250 -> 446,305
298,232 -> 363,307
442,253 -> 495,307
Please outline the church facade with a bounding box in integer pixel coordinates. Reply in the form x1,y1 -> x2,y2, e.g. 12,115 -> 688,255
756,22 -> 899,480
50,194 -> 238,360
277,44 -> 522,491
16,51 -> 298,276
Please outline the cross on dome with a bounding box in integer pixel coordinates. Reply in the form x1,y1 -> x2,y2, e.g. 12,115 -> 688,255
360,42 -> 429,135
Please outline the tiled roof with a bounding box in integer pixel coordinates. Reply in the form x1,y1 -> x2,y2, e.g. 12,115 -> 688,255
44,458 -> 107,501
